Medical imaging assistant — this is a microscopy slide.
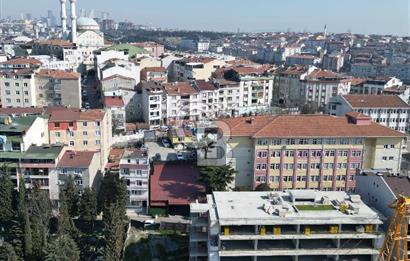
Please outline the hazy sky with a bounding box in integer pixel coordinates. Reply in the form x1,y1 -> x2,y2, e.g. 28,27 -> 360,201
3,0 -> 410,35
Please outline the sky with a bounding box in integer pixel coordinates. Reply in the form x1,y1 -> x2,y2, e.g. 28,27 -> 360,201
2,0 -> 410,35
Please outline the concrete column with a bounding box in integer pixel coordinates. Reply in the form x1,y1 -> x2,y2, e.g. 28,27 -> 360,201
70,0 -> 77,43
60,0 -> 67,37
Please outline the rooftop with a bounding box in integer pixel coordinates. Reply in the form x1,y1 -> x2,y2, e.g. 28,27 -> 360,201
22,145 -> 65,160
0,116 -> 37,134
104,96 -> 124,108
107,43 -> 149,58
57,150 -> 96,168
36,39 -> 74,47
48,108 -> 105,122
163,82 -> 198,96
0,107 -> 44,116
150,163 -> 206,206
0,57 -> 42,66
217,114 -> 405,138
343,95 -> 409,108
36,69 -> 80,80
211,191 -> 381,226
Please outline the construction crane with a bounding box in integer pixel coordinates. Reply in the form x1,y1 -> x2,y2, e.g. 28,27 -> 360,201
378,196 -> 410,261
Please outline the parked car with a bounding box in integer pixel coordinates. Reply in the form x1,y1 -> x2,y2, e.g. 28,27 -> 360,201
176,152 -> 185,160
161,138 -> 171,148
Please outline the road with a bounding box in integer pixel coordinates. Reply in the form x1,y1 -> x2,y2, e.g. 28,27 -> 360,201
81,73 -> 102,109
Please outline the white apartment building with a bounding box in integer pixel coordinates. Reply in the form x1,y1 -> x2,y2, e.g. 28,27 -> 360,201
0,69 -> 36,107
164,82 -> 200,122
141,81 -> 166,128
350,77 -> 403,95
300,69 -> 351,108
99,59 -> 140,83
172,57 -> 226,81
119,148 -> 150,214
327,95 -> 410,133
190,191 -> 383,261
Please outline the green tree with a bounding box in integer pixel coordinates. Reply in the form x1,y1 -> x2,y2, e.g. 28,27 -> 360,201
16,177 -> 32,259
44,234 -> 80,261
28,183 -> 52,260
0,165 -> 15,223
58,190 -> 78,239
300,103 -> 319,114
194,135 -> 215,159
103,202 -> 126,261
64,176 -> 79,218
255,183 -> 272,191
99,174 -> 127,217
199,165 -> 236,192
78,188 -> 97,230
23,209 -> 33,259
0,242 -> 18,261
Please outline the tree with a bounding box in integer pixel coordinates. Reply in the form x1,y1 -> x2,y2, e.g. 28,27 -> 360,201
199,165 -> 236,192
16,176 -> 32,259
64,176 -> 79,218
255,183 -> 272,191
28,183 -> 52,260
194,135 -> 215,159
0,166 -> 15,223
0,242 -> 18,261
300,103 -> 319,114
58,190 -> 78,239
78,188 -> 98,231
23,209 -> 33,259
99,174 -> 127,217
44,234 -> 80,261
103,202 -> 126,261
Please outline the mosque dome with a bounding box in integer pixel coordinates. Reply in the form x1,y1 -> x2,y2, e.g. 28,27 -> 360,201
77,17 -> 100,31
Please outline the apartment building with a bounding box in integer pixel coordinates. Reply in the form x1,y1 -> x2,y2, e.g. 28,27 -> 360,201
47,108 -> 112,169
0,57 -> 42,70
103,96 -> 126,132
164,82 -> 200,122
100,74 -> 136,92
140,81 -> 166,128
300,69 -> 352,108
0,115 -> 48,152
0,69 -> 36,107
350,77 -> 403,95
20,144 -> 66,202
172,57 -> 226,81
119,148 -> 150,214
215,114 -> 405,190
322,53 -> 345,72
327,95 -> 410,133
190,190 -> 383,261
0,69 -> 81,108
140,67 -> 167,83
285,54 -> 319,66
224,66 -> 274,114
34,69 -> 81,108
56,150 -> 102,193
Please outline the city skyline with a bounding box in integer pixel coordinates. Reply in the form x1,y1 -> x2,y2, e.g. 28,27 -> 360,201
2,0 -> 410,36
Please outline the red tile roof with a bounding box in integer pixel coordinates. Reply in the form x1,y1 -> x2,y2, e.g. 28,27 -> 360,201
0,107 -> 44,116
37,39 -> 74,47
36,69 -> 80,80
104,96 -> 124,108
57,151 -> 96,168
164,82 -> 198,95
217,115 -> 405,138
48,108 -> 105,122
102,74 -> 135,81
0,57 -> 42,66
150,164 -> 206,206
343,95 -> 409,108
195,80 -> 216,91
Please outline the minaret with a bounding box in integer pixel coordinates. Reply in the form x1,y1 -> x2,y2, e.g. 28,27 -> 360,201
324,24 -> 327,39
60,0 -> 67,37
70,0 -> 77,43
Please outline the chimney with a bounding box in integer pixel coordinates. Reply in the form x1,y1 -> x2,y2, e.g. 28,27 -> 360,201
70,0 -> 77,43
60,0 -> 67,37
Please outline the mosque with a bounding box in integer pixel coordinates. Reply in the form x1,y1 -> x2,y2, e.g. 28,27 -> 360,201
60,0 -> 105,64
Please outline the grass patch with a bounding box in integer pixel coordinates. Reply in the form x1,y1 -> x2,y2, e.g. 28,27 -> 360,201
149,207 -> 167,217
295,204 -> 334,211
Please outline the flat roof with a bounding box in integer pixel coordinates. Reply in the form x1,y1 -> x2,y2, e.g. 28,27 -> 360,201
150,163 -> 206,206
211,190 -> 382,226
22,145 -> 64,160
0,116 -> 37,133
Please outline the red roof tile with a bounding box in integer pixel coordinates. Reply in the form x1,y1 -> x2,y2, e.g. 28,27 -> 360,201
48,108 -> 105,122
343,95 -> 409,108
0,57 -> 42,66
217,115 -> 405,138
150,164 -> 206,206
163,82 -> 198,95
104,96 -> 124,108
57,151 -> 96,168
36,69 -> 80,80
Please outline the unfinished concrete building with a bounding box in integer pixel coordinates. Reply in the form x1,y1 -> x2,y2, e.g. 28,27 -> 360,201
189,190 -> 383,261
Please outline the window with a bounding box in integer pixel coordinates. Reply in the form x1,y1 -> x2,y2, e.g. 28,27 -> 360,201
271,150 -> 281,157
326,138 -> 337,145
68,131 -> 74,137
257,151 -> 268,158
95,131 -> 101,136
353,138 -> 363,145
272,139 -> 281,145
285,150 -> 294,157
83,131 -> 88,136
311,150 -> 322,157
270,164 -> 281,170
55,132 -> 61,137
382,156 -> 387,160
69,141 -> 74,146
82,122 -> 88,127
298,138 -> 309,145
325,150 -> 335,157
351,151 -> 362,157
340,138 -> 350,145
286,138 -> 296,145
83,140 -> 88,145
5,90 -> 10,95
69,122 -> 74,127
96,140 -> 101,145
256,164 -> 261,170
95,122 -> 101,127
350,163 -> 361,169
261,164 -> 267,170
312,138 -> 322,145
389,156 -> 394,160
338,150 -> 348,157
55,123 -> 60,128
310,163 -> 321,169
